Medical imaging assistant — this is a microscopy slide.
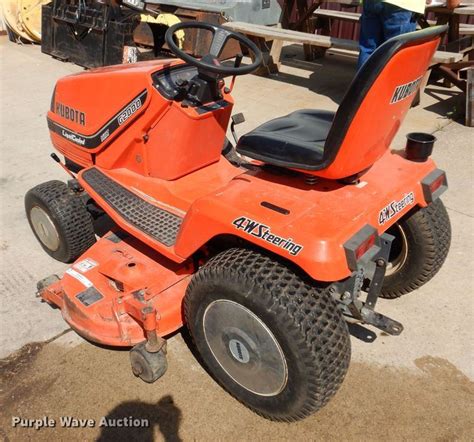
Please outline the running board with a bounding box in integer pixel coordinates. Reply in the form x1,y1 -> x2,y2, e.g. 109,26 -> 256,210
82,168 -> 183,247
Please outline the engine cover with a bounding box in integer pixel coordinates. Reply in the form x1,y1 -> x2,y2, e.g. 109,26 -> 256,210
46,59 -> 180,167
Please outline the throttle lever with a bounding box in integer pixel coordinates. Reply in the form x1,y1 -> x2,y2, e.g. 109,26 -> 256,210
226,54 -> 244,94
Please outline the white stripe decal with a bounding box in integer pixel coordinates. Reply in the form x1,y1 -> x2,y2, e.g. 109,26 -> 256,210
66,268 -> 93,288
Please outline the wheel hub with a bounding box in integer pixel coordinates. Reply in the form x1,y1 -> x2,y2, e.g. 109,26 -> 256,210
203,300 -> 288,396
30,206 -> 60,251
386,224 -> 408,276
228,338 -> 250,364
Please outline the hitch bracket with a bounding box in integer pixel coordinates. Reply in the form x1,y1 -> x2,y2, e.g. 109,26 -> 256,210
337,233 -> 404,336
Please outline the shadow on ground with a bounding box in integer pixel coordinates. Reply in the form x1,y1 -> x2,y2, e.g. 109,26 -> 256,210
274,45 -> 356,105
423,85 -> 464,120
97,396 -> 182,442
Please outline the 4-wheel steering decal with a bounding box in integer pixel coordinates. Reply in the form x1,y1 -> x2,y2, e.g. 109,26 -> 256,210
232,217 -> 303,256
378,192 -> 415,225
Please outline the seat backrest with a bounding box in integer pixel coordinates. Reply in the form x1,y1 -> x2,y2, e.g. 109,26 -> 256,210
313,25 -> 447,180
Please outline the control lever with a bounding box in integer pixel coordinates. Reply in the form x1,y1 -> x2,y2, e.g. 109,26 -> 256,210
226,54 -> 243,94
234,53 -> 243,68
231,113 -> 245,144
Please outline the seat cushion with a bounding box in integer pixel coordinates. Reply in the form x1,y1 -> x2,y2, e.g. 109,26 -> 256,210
236,110 -> 335,170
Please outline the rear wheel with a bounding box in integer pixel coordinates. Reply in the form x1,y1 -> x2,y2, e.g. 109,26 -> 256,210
25,181 -> 96,263
381,198 -> 451,298
184,248 -> 351,421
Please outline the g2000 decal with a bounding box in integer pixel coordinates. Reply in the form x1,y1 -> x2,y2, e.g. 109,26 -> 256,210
47,90 -> 147,149
118,98 -> 142,125
232,217 -> 303,256
378,192 -> 415,225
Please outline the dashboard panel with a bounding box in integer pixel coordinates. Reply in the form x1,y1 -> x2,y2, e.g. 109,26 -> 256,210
152,65 -> 198,100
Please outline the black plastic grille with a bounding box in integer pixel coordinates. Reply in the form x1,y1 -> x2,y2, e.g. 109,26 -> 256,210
82,168 -> 182,247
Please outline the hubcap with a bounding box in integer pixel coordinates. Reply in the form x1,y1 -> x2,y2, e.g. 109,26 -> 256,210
203,300 -> 288,396
386,224 -> 408,276
30,206 -> 60,251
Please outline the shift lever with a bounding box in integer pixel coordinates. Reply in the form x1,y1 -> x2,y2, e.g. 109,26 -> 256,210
234,54 -> 243,68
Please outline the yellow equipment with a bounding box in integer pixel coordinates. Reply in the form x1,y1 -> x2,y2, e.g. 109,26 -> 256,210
140,12 -> 185,48
1,0 -> 48,42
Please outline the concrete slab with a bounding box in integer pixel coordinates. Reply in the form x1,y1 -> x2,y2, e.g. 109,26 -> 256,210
0,40 -> 81,358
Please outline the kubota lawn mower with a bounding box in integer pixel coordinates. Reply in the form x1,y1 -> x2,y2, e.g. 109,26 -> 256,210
27,22 -> 451,421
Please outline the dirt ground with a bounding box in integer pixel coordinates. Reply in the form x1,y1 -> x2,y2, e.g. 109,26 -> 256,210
1,331 -> 473,442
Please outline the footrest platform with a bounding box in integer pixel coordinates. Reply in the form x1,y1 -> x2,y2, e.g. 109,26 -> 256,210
82,168 -> 183,247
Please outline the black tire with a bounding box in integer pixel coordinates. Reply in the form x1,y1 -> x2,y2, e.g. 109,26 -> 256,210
25,180 -> 96,263
184,248 -> 351,422
381,198 -> 451,299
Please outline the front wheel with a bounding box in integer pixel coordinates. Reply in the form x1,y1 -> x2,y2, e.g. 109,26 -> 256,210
25,181 -> 96,263
184,248 -> 351,422
381,198 -> 451,299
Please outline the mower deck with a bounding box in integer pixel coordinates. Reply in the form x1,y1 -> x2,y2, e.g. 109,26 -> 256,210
40,232 -> 193,346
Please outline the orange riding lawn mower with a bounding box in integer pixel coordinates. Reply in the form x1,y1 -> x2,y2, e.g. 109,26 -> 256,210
27,22 -> 451,421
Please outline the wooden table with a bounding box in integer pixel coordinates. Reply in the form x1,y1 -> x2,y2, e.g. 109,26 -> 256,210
223,21 -> 461,72
267,0 -> 473,123
281,0 -> 360,59
421,3 -> 474,125
419,6 -> 474,51
305,1 -> 473,122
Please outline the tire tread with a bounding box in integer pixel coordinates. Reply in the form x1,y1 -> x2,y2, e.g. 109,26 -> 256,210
25,181 -> 96,262
381,199 -> 451,298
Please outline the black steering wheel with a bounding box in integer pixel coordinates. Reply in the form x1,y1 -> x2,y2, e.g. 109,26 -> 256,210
165,22 -> 263,76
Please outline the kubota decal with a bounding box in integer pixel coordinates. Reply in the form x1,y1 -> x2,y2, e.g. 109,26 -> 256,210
390,77 -> 422,104
232,217 -> 303,256
55,102 -> 86,126
378,192 -> 415,225
48,89 -> 147,149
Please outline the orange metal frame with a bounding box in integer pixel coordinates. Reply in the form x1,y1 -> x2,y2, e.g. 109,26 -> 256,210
40,34 -> 444,347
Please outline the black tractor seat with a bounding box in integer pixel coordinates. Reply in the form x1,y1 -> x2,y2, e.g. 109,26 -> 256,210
237,110 -> 335,169
236,25 -> 448,178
